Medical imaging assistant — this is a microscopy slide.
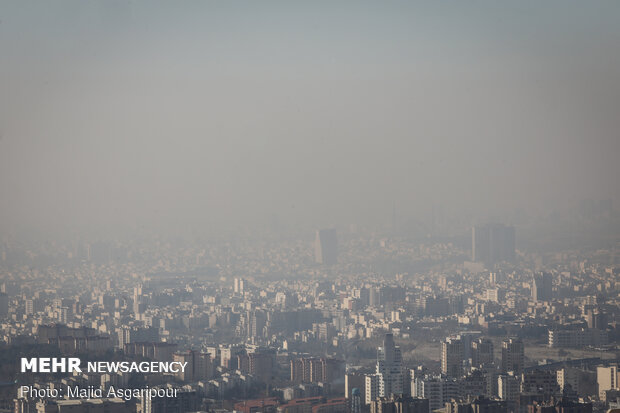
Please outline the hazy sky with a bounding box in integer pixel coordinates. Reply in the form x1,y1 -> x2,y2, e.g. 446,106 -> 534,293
1,1 -> 619,236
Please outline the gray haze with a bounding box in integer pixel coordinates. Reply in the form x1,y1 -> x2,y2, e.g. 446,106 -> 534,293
1,1 -> 619,237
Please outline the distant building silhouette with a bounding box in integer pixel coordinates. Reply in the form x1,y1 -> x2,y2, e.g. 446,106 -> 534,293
0,293 -> 8,318
472,224 -> 515,265
315,228 -> 338,265
234,277 -> 245,294
532,273 -> 553,301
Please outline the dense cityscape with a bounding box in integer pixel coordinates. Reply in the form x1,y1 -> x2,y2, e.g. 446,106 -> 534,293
0,204 -> 619,413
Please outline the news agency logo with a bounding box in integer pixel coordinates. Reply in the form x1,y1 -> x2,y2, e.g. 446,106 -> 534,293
21,358 -> 188,374
21,358 -> 81,373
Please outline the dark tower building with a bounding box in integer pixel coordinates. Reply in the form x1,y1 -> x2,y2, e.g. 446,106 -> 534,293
501,338 -> 524,374
532,273 -> 553,302
471,338 -> 494,368
472,224 -> 515,265
315,228 -> 338,265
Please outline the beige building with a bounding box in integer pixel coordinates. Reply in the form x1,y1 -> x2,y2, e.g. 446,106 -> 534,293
597,365 -> 619,401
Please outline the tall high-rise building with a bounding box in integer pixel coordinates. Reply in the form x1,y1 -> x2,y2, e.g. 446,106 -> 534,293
25,299 -> 34,315
346,372 -> 366,400
532,273 -> 553,301
248,350 -> 274,381
173,350 -> 213,382
497,374 -> 520,402
501,338 -> 524,374
0,293 -> 8,318
248,309 -> 267,340
369,287 -> 382,308
219,345 -> 243,369
290,357 -> 341,384
376,333 -> 404,397
455,331 -> 481,361
234,277 -> 245,294
365,374 -> 381,405
472,224 -> 515,264
441,338 -> 463,378
133,284 -> 145,316
413,376 -> 460,412
557,367 -> 579,394
315,228 -> 338,265
471,338 -> 494,368
307,357 -> 323,383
